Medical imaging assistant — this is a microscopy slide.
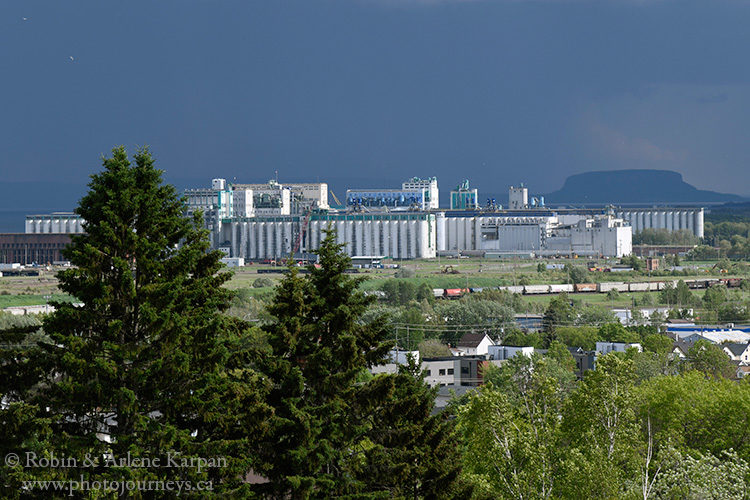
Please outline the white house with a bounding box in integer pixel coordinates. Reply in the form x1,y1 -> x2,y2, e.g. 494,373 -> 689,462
456,333 -> 495,356
723,343 -> 750,363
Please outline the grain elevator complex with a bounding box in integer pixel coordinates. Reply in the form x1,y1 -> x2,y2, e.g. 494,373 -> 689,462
21,176 -> 707,263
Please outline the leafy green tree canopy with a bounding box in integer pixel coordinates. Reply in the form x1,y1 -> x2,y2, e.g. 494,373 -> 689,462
547,340 -> 576,372
543,293 -> 576,337
565,264 -> 589,285
686,339 -> 735,379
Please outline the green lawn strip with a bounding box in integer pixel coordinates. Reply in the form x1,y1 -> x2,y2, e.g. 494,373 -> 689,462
0,293 -> 75,308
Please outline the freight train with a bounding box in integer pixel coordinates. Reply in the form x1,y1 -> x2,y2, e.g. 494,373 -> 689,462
430,277 -> 745,299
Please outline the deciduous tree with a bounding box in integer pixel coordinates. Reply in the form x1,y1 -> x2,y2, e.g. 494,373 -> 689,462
560,354 -> 641,498
458,355 -> 563,499
543,293 -> 576,344
686,339 -> 734,379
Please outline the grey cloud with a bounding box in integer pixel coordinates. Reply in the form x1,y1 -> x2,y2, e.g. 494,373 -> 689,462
587,118 -> 687,164
363,0 -> 666,5
697,93 -> 729,104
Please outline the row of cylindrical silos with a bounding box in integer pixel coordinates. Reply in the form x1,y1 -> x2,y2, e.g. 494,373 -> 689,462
222,218 -> 435,259
436,214 -> 550,252
25,217 -> 85,234
614,209 -> 704,238
228,220 -> 295,260
438,215 -> 475,251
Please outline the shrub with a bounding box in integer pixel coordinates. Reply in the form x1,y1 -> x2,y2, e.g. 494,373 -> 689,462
252,277 -> 274,288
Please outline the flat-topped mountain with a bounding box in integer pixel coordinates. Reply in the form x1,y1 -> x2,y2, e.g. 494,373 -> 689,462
544,170 -> 744,205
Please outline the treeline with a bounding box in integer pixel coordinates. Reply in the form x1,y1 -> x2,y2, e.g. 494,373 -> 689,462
456,352 -> 749,499
629,217 -> 750,260
699,219 -> 750,259
3,149 -> 749,498
0,149 -> 469,498
706,202 -> 750,223
633,228 -> 700,246
348,278 -> 750,354
229,274 -> 750,354
702,206 -> 750,257
648,279 -> 750,322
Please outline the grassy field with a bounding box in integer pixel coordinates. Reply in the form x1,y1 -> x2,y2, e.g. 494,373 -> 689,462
0,272 -> 74,308
1,257 -> 745,309
522,291 -> 650,309
0,293 -> 74,308
0,274 -> 64,295
222,269 -> 283,290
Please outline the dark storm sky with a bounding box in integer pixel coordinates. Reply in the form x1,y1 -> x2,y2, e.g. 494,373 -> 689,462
2,0 -> 750,207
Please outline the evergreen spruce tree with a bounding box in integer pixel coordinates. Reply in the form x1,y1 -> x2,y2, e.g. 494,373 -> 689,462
0,317 -> 55,496
360,355 -> 470,498
254,229 -> 394,498
30,147 -> 266,493
543,293 -> 576,346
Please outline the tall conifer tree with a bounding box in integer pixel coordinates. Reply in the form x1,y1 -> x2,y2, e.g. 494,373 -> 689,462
33,147 -> 264,491
360,356 -> 470,498
0,318 -> 55,495
254,230 -> 393,498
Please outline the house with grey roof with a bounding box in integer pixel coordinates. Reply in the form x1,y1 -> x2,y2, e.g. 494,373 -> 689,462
456,332 -> 495,356
723,342 -> 750,363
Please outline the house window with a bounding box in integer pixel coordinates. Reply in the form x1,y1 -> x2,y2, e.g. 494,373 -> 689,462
447,368 -> 454,375
439,369 -> 446,376
425,370 -> 431,376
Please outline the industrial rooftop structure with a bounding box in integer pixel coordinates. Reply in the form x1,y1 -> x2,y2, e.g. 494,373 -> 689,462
19,177 -> 707,262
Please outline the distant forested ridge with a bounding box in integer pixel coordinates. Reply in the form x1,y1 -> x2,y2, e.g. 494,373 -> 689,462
545,170 -> 744,204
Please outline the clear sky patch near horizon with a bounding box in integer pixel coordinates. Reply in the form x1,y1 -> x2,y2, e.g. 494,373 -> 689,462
2,0 -> 749,200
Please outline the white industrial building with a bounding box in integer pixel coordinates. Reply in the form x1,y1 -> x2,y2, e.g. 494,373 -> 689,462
507,184 -> 547,210
25,213 -> 85,234
184,178 -> 234,235
508,185 -> 529,210
217,212 -> 438,260
232,180 -> 328,214
214,209 -> 630,260
185,178 -> 328,221
450,180 -> 479,210
614,208 -> 704,238
26,179 -> 693,261
488,345 -> 534,361
401,177 -> 439,210
545,216 -> 632,257
22,210 -> 632,261
185,178 -> 233,218
436,212 -> 632,257
595,342 -> 643,355
232,189 -> 253,217
346,176 -> 438,211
